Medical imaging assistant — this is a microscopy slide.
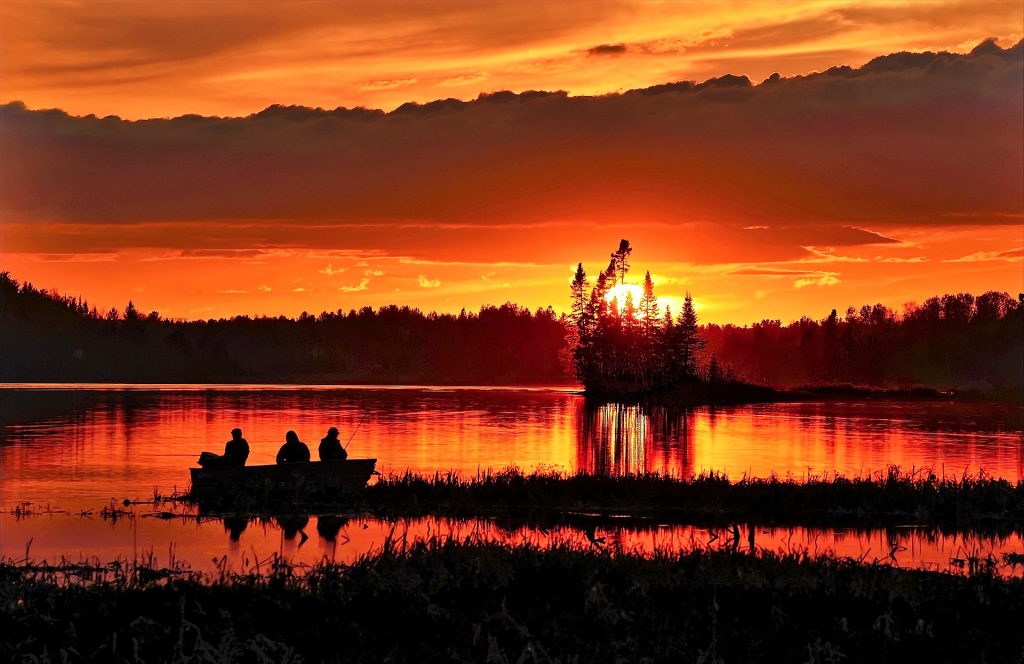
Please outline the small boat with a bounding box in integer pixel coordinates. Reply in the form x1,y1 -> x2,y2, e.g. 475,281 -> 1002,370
189,458 -> 377,499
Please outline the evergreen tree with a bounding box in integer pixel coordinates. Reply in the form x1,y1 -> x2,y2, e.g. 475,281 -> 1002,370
605,258 -> 618,288
611,239 -> 632,284
569,242 -> 711,392
677,293 -> 703,380
622,291 -> 638,335
708,354 -> 722,383
659,305 -> 675,385
569,263 -> 589,337
639,271 -> 660,336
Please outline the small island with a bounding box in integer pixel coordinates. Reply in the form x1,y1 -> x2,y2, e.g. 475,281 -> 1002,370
570,240 -> 805,404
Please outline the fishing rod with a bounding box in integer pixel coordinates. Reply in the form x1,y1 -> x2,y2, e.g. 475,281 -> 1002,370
344,413 -> 371,449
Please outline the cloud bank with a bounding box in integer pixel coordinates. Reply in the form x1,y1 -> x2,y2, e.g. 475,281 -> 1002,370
1,40 -> 1020,245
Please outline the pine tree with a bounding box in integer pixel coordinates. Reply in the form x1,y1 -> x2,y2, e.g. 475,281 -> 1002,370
124,299 -> 139,321
569,263 -> 589,337
658,305 -> 674,385
611,239 -> 632,284
708,354 -> 722,383
622,290 -> 638,334
639,271 -> 660,336
677,293 -> 704,380
605,258 -> 618,288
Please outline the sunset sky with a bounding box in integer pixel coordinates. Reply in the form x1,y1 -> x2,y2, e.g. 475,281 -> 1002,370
1,0 -> 1022,323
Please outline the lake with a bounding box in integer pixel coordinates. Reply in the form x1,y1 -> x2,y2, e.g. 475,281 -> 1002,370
1,385 -> 1022,574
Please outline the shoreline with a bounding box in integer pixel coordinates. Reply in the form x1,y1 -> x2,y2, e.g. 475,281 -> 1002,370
2,380 -> 1020,405
181,468 -> 1024,532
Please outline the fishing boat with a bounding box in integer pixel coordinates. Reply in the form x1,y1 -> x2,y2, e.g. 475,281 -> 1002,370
189,458 -> 377,498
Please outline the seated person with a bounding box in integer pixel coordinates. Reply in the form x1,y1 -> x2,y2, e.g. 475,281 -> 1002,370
318,426 -> 348,461
198,428 -> 250,468
276,430 -> 311,464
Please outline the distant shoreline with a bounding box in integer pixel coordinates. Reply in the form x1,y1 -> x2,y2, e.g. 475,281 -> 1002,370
2,379 -> 1020,404
585,381 -> 1024,406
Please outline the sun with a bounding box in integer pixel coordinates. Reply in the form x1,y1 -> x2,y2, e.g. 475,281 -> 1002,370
605,283 -> 644,312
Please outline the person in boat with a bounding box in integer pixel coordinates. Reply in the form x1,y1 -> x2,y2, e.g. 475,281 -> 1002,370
197,428 -> 250,468
318,426 -> 348,461
276,430 -> 311,464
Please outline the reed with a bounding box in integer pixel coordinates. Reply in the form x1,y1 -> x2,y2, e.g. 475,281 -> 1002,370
347,466 -> 1024,531
2,537 -> 1021,663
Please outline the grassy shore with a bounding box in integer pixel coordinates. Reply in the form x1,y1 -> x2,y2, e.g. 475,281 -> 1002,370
3,539 -> 1022,663
189,467 -> 1024,532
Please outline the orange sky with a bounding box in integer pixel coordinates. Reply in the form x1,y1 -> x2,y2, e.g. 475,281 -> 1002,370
0,0 -> 1022,323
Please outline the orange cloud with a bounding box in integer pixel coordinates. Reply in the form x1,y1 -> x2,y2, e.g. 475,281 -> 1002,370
1,12 -> 1022,324
2,1 -> 1021,118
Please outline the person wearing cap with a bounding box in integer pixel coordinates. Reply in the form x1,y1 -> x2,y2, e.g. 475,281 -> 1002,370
318,426 -> 348,461
198,427 -> 250,468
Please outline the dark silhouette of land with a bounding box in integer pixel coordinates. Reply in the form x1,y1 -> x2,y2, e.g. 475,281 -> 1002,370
1,270 -> 1020,394
4,541 -> 1022,663
568,242 -> 1022,399
0,272 -> 567,385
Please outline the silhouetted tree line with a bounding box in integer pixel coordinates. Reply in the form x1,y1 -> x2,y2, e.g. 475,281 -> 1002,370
0,272 -> 570,384
569,241 -> 724,394
569,242 -> 1023,393
702,293 -> 1024,390
2,270 -> 1020,390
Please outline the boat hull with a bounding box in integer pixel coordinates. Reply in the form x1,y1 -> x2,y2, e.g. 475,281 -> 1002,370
189,458 -> 377,499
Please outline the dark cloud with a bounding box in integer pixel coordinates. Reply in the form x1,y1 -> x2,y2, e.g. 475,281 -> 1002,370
1,41 -> 1021,240
587,43 -> 628,56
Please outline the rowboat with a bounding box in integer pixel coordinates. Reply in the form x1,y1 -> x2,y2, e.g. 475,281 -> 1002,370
189,458 -> 377,499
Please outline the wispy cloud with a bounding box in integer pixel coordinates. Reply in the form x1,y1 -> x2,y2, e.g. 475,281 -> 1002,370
875,256 -> 928,263
418,275 -> 442,288
339,268 -> 385,292
318,263 -> 347,276
340,278 -> 370,292
943,247 -> 1024,263
794,274 -> 841,288
360,78 -> 418,91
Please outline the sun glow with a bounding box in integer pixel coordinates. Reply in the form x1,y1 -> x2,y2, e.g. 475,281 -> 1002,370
605,283 -> 644,312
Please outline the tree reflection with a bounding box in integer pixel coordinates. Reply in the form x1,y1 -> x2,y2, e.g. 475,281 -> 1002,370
577,402 -> 694,477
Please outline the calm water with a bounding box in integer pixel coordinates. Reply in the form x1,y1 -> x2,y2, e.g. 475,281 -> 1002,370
1,385 -> 1022,574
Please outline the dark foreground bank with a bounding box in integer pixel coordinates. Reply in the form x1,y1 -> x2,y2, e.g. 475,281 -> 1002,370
3,540 -> 1023,663
189,468 -> 1024,532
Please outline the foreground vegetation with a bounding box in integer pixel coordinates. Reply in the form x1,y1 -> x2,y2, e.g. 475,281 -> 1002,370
3,539 -> 1022,663
188,468 -> 1024,532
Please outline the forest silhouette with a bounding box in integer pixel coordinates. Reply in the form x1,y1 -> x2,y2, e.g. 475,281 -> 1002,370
569,240 -> 1024,395
1,270 -> 1020,390
570,240 -> 711,394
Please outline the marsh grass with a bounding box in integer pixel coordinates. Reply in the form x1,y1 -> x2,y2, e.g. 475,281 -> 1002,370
2,536 -> 1022,663
184,465 -> 1024,532
378,466 -> 1024,522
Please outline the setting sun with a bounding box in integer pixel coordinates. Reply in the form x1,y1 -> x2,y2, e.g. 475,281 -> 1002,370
605,283 -> 644,312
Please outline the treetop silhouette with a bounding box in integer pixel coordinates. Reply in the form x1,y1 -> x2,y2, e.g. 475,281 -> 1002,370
570,242 -> 718,394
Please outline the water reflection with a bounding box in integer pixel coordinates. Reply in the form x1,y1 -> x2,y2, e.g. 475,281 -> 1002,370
577,402 -> 694,476
1,386 -> 1021,509
2,510 -> 1021,578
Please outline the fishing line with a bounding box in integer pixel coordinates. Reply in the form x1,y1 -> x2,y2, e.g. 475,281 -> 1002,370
344,413 -> 371,449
